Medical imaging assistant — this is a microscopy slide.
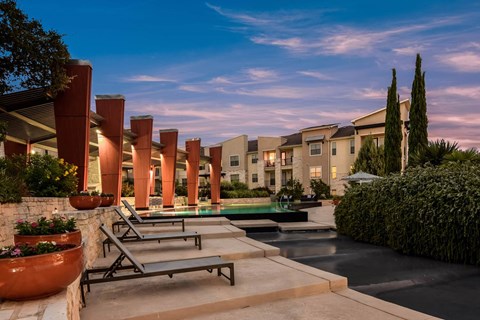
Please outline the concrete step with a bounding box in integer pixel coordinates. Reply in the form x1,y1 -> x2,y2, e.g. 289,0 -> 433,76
278,221 -> 332,232
230,219 -> 278,231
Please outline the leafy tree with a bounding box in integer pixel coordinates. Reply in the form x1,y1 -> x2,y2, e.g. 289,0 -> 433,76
310,179 -> 330,199
352,135 -> 384,176
408,54 -> 428,164
0,0 -> 70,96
276,178 -> 304,200
384,68 -> 402,174
409,139 -> 458,167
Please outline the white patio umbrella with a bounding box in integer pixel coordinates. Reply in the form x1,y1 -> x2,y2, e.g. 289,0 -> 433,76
341,171 -> 382,184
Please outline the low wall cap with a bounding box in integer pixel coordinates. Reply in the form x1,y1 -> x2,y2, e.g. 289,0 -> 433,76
95,94 -> 125,100
130,115 -> 153,120
68,59 -> 92,67
159,129 -> 178,133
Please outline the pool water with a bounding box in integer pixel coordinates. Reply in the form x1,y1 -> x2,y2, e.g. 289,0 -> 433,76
148,203 -> 308,222
152,203 -> 294,217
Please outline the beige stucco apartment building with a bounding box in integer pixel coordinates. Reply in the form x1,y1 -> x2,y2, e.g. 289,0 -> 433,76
210,100 -> 411,196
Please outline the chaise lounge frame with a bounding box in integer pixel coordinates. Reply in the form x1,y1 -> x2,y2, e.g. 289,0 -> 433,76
81,225 -> 234,306
102,208 -> 201,257
111,200 -> 185,232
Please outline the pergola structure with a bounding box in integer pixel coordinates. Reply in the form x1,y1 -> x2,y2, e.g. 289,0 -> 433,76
0,60 -> 222,209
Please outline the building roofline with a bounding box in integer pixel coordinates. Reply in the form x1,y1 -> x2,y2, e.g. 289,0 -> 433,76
351,99 -> 410,123
300,123 -> 339,132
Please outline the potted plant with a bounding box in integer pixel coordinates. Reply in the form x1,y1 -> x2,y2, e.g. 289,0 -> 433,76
0,241 -> 83,300
99,192 -> 115,207
69,190 -> 102,210
14,216 -> 82,246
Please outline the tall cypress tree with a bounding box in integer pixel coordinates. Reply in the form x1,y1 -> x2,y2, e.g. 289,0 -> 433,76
408,53 -> 428,164
384,68 -> 402,174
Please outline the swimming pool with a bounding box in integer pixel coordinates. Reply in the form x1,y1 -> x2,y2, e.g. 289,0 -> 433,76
150,203 -> 308,222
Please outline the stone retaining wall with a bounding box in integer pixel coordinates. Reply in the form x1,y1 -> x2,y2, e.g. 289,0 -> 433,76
0,197 -> 73,247
0,197 -> 117,320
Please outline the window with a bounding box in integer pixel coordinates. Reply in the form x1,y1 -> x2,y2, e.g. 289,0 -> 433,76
181,178 -> 187,187
230,174 -> 240,183
264,151 -> 276,167
331,166 -> 337,179
269,175 -> 275,186
350,140 -> 355,154
252,173 -> 258,183
332,142 -> 337,156
230,155 -> 239,167
310,143 -> 322,156
310,166 -> 322,179
251,154 -> 258,164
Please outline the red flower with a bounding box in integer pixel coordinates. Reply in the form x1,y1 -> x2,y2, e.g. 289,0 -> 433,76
31,222 -> 38,228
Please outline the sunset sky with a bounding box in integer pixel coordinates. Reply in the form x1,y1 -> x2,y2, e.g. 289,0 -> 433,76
17,0 -> 480,148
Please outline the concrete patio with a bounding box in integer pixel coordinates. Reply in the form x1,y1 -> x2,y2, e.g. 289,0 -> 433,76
80,208 -> 439,320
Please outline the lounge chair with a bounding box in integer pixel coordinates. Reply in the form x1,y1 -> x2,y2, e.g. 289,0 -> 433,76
81,225 -> 234,306
102,208 -> 201,257
111,200 -> 185,232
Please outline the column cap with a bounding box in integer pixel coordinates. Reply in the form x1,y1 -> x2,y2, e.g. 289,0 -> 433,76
130,115 -> 153,120
68,59 -> 92,66
185,138 -> 201,141
95,94 -> 125,100
159,129 -> 178,133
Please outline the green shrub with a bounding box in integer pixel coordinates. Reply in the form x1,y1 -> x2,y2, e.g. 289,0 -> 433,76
310,179 -> 330,199
0,155 -> 26,203
121,181 -> 135,197
24,154 -> 78,197
335,163 -> 480,265
276,179 -> 304,200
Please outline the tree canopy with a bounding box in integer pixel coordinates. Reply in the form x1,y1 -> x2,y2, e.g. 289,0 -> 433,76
0,0 -> 70,96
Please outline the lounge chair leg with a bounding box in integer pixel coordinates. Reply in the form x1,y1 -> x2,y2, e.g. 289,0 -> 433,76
198,237 -> 202,250
230,265 -> 235,286
182,221 -> 185,232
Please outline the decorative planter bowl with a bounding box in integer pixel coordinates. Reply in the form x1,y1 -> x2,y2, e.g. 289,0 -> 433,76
99,196 -> 115,207
14,229 -> 82,246
69,195 -> 102,210
0,245 -> 83,301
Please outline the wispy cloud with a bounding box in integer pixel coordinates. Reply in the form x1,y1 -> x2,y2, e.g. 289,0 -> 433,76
245,68 -> 278,81
205,2 -> 272,27
436,52 -> 480,72
208,76 -> 233,84
217,86 -> 321,99
251,36 -> 308,53
124,75 -> 177,82
393,45 -> 425,56
209,3 -> 467,57
298,70 -> 333,80
178,85 -> 209,93
429,85 -> 480,99
355,88 -> 387,100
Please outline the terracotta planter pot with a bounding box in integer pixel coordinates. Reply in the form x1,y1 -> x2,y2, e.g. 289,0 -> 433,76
0,245 -> 83,301
69,195 -> 102,210
99,196 -> 114,207
14,229 -> 82,246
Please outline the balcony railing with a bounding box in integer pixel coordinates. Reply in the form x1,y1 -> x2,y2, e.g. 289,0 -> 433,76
265,159 -> 275,167
281,157 -> 293,166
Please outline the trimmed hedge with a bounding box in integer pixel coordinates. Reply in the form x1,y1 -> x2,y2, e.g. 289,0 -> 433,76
335,163 -> 480,265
